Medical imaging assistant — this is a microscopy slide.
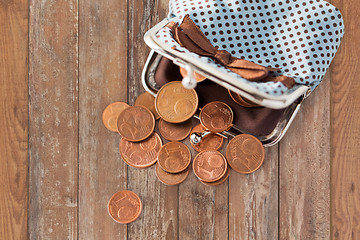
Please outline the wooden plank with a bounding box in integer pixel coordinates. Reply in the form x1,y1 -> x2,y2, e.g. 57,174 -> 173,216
126,1 -> 178,239
279,75 -> 331,239
229,145 -> 279,240
78,0 -> 128,238
28,1 -> 79,239
330,0 -> 360,239
0,0 -> 28,239
178,137 -> 229,240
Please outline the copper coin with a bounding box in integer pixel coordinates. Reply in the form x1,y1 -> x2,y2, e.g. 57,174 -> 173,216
108,190 -> 142,224
155,81 -> 198,123
117,105 -> 155,142
102,102 -> 130,132
199,101 -> 233,133
192,150 -> 227,182
179,67 -> 207,82
135,92 -> 160,120
155,163 -> 190,185
226,134 -> 265,174
200,166 -> 230,186
158,119 -> 192,141
228,90 -> 260,108
119,132 -> 162,168
190,124 -> 223,152
157,141 -> 191,173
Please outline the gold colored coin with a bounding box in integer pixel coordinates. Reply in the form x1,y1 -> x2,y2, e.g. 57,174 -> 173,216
155,81 -> 198,123
102,102 -> 129,132
135,92 -> 160,120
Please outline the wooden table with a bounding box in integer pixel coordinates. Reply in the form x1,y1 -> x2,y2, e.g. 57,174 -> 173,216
1,0 -> 359,239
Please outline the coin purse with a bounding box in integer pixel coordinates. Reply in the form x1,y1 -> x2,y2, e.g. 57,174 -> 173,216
142,0 -> 344,146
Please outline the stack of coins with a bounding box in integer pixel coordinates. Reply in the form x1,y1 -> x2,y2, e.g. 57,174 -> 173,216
103,80 -> 266,223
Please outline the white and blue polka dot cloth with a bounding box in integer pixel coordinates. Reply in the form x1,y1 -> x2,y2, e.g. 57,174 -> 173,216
156,0 -> 344,96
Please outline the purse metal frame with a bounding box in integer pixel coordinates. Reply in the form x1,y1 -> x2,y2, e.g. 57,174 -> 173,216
141,50 -> 306,147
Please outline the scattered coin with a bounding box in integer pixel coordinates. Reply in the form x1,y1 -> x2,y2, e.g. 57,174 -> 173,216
190,124 -> 223,152
158,119 -> 192,141
155,81 -> 198,123
155,163 -> 190,185
226,134 -> 265,174
200,166 -> 230,186
119,132 -> 162,168
157,141 -> 191,173
117,105 -> 155,142
192,150 -> 228,183
179,67 -> 207,82
102,102 -> 130,132
199,101 -> 233,133
135,92 -> 160,120
228,90 -> 260,108
108,190 -> 142,224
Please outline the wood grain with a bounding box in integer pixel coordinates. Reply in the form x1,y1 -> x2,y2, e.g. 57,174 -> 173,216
229,145 -> 279,240
279,75 -> 331,239
0,0 -> 28,239
330,0 -> 360,239
126,1 -> 179,239
28,0 -> 79,239
78,0 -> 128,239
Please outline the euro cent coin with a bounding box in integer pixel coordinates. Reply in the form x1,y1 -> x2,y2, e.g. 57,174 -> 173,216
158,118 -> 192,141
108,190 -> 142,224
179,67 -> 207,82
157,141 -> 191,173
190,124 -> 223,152
117,105 -> 155,142
119,132 -> 162,168
192,150 -> 227,183
155,163 -> 190,185
135,92 -> 160,120
155,81 -> 198,123
199,101 -> 233,133
226,134 -> 265,174
102,102 -> 129,132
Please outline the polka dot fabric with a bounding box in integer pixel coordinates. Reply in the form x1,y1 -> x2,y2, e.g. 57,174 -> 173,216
156,0 -> 344,96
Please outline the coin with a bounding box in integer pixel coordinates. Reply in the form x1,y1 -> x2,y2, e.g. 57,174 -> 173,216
158,119 -> 192,141
199,101 -> 233,133
179,67 -> 207,82
228,90 -> 260,108
102,102 -> 130,132
190,124 -> 223,152
200,166 -> 230,186
119,132 -> 162,168
157,141 -> 191,173
135,92 -> 160,120
226,134 -> 265,174
108,190 -> 142,224
117,105 -> 155,142
155,163 -> 190,185
155,81 -> 198,123
192,150 -> 227,182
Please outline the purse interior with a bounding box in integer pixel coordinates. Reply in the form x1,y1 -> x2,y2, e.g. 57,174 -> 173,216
154,56 -> 297,137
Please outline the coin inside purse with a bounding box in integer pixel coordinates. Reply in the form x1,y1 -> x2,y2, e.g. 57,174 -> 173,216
142,51 -> 304,147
